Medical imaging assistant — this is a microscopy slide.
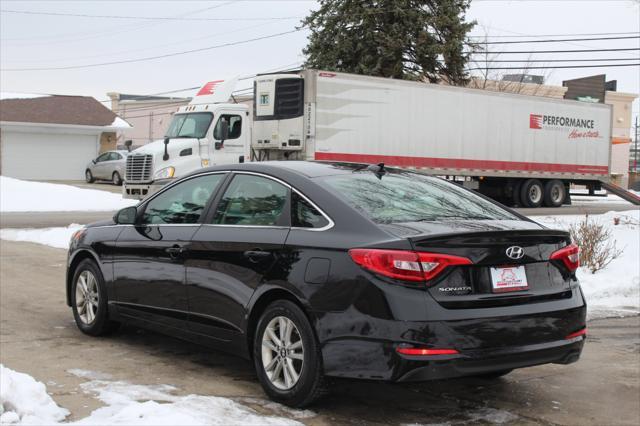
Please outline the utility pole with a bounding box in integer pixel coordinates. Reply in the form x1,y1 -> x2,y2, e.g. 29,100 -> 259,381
633,115 -> 640,173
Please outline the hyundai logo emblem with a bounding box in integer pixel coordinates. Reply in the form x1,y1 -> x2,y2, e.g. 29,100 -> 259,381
506,246 -> 524,260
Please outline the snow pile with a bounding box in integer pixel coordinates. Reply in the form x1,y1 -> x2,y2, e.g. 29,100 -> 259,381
0,224 -> 84,249
109,117 -> 131,128
72,379 -> 303,426
0,364 -> 69,425
0,92 -> 50,101
0,177 -> 137,212
531,210 -> 640,319
0,365 -> 305,426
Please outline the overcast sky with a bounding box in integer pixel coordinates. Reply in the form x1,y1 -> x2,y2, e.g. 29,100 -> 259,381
1,0 -> 638,121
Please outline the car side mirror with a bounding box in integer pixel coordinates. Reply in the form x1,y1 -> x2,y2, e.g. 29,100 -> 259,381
92,159 -> 97,164
114,206 -> 137,225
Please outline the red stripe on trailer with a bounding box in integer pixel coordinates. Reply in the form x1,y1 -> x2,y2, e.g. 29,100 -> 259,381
314,152 -> 609,175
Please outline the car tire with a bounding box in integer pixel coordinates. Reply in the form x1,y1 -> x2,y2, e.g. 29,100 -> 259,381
475,369 -> 513,379
543,180 -> 566,207
253,300 -> 326,408
112,172 -> 122,186
520,179 -> 544,208
71,259 -> 119,336
85,170 -> 95,183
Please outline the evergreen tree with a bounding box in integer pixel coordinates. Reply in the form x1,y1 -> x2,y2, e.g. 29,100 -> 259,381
301,0 -> 475,84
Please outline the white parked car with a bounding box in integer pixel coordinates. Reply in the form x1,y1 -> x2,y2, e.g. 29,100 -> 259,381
85,150 -> 128,185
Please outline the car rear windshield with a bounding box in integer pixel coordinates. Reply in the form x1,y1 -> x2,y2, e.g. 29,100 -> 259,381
322,171 -> 518,224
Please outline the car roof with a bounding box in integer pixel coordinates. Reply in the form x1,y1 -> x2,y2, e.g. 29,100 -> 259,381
197,161 -> 390,179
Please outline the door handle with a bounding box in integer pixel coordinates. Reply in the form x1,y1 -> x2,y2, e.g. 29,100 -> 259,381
165,245 -> 184,257
243,250 -> 272,262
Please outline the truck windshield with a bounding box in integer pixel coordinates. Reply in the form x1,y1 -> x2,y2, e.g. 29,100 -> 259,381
165,112 -> 213,139
322,171 -> 518,224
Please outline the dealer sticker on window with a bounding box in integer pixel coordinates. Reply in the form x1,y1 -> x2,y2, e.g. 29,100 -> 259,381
490,266 -> 529,293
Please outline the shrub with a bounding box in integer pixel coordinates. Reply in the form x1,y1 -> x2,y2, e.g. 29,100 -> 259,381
568,215 -> 623,274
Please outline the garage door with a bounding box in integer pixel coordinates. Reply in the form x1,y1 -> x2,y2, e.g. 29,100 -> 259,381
1,132 -> 98,180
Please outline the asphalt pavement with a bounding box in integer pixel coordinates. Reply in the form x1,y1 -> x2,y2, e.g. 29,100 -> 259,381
1,239 -> 638,425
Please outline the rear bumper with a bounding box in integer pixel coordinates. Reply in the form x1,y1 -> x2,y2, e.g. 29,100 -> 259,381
317,286 -> 587,382
396,336 -> 584,382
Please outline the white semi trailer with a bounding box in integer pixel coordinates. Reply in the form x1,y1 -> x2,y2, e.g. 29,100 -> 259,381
124,70 -> 617,207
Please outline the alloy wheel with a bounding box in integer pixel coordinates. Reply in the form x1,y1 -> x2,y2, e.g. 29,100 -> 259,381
261,316 -> 304,390
75,270 -> 99,324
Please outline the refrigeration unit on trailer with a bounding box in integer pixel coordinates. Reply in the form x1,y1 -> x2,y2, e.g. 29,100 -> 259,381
251,70 -> 613,207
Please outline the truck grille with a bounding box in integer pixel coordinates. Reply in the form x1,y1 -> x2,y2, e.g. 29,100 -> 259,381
125,154 -> 153,182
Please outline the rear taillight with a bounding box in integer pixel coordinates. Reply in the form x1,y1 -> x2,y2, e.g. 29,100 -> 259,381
396,346 -> 459,356
565,327 -> 587,340
348,249 -> 472,284
550,243 -> 580,272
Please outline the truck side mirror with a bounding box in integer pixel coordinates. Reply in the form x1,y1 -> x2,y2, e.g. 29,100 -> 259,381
124,140 -> 133,152
215,120 -> 229,150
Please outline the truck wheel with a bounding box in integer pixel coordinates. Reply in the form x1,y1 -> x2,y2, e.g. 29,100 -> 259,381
520,179 -> 544,208
510,180 -> 523,207
543,180 -> 566,207
85,170 -> 94,183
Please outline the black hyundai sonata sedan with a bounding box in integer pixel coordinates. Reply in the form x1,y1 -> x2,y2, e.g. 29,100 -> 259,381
66,161 -> 586,407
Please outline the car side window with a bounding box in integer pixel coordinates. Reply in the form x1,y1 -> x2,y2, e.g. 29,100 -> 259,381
213,115 -> 242,140
141,174 -> 225,225
112,153 -> 122,160
96,153 -> 110,162
212,174 -> 288,226
291,192 -> 329,229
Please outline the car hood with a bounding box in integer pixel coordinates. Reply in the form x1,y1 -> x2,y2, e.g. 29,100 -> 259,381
85,219 -> 115,228
378,219 -> 545,239
130,138 -> 199,156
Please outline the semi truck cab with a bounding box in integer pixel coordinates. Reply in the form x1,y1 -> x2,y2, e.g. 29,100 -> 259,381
123,79 -> 250,199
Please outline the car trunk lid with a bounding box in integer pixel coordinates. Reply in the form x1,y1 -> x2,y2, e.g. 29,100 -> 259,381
379,220 -> 574,308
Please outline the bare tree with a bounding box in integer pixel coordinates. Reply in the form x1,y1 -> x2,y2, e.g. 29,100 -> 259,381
465,27 -> 559,98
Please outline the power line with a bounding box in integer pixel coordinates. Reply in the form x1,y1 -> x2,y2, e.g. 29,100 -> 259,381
474,47 -> 640,54
0,8 -> 301,21
468,63 -> 639,70
1,29 -> 304,71
467,31 -> 640,38
474,35 -> 640,44
471,58 -> 639,62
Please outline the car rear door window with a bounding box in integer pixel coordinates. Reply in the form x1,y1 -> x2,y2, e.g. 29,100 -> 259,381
141,174 -> 225,224
291,192 -> 329,229
212,174 -> 288,226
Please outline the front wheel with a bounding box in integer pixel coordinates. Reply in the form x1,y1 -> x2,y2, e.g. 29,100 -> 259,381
253,300 -> 326,407
85,170 -> 94,183
71,259 -> 119,336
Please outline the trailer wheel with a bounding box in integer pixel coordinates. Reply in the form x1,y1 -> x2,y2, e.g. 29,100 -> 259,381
520,179 -> 544,208
510,180 -> 523,207
543,180 -> 566,207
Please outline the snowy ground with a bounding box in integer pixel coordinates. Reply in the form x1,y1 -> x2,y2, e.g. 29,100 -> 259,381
0,177 -> 136,212
0,224 -> 84,249
530,209 -> 640,319
0,365 -> 310,426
